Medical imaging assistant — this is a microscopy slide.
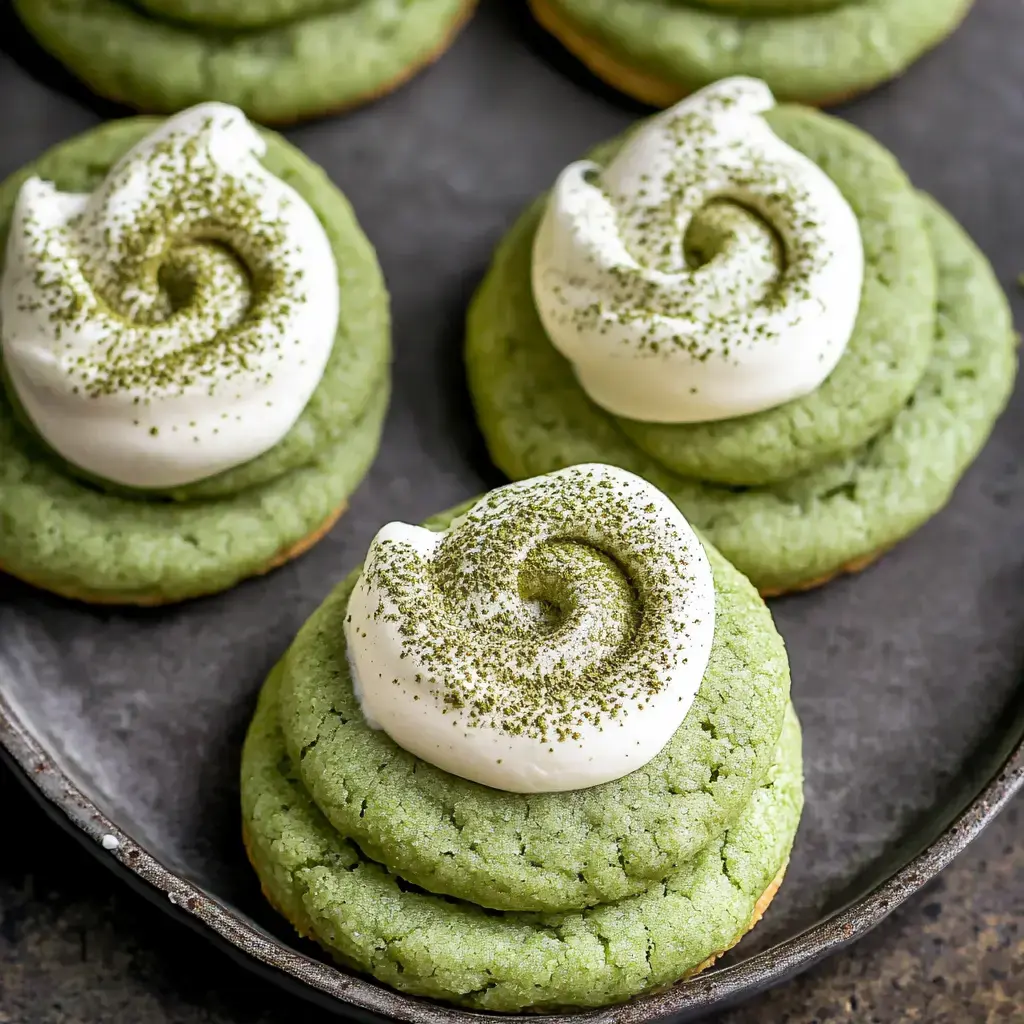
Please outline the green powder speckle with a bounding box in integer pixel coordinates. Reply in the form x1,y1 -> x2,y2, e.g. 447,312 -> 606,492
12,114 -> 306,405
351,467 -> 707,743
544,94 -> 829,365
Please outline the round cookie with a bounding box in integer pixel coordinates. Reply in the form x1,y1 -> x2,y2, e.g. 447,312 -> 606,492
466,142 -> 1017,595
602,106 -> 936,488
276,504 -> 790,913
13,0 -> 476,125
0,117 -> 390,604
242,669 -> 803,1012
530,0 -> 974,108
0,117 -> 390,504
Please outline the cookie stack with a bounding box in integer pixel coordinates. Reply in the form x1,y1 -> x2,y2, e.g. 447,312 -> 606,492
467,79 -> 1016,595
0,106 -> 389,603
242,464 -> 804,1011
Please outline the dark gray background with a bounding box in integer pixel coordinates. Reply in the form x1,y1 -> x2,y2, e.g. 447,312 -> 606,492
1,1 -> 1023,1020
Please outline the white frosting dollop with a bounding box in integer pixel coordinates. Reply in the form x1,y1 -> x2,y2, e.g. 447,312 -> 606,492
344,464 -> 715,793
532,77 -> 864,424
1,102 -> 339,489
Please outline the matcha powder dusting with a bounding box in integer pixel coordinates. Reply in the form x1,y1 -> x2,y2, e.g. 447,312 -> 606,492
344,464 -> 717,793
0,102 -> 341,490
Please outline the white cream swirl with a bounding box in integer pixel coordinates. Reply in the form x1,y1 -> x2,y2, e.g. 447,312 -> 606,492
1,102 -> 339,489
344,464 -> 715,793
532,77 -> 864,424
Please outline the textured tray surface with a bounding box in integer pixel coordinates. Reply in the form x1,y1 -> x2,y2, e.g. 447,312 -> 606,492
1,2 -> 1023,1022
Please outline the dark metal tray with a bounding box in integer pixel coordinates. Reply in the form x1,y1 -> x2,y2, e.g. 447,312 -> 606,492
1,3 -> 1023,1021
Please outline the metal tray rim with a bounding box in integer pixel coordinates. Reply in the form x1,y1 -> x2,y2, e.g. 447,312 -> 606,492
1,680 -> 1022,1024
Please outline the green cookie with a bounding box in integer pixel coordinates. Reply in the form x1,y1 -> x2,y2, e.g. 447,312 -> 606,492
276,502 -> 790,914
606,106 -> 936,488
13,0 -> 473,125
0,117 -> 390,504
243,668 -> 803,1011
535,0 -> 973,106
688,1 -> 846,10
0,118 -> 390,603
466,124 -> 1016,595
134,0 -> 350,31
0,387 -> 387,603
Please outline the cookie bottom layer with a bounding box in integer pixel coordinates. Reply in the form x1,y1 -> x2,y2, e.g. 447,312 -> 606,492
242,664 -> 803,1012
0,384 -> 388,605
0,503 -> 345,607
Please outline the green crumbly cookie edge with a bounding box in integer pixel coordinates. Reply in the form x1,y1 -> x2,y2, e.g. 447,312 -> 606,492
242,665 -> 803,1012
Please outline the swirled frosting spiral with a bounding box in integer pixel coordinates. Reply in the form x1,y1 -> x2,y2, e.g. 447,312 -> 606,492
532,77 -> 863,424
344,464 -> 715,793
1,103 -> 338,489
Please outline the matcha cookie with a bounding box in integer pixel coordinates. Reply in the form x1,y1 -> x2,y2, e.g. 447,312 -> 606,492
0,110 -> 390,604
275,504 -> 790,913
242,669 -> 803,1011
602,105 -> 936,489
13,0 -> 475,125
531,0 -> 973,108
466,94 -> 1016,595
243,473 -> 802,1010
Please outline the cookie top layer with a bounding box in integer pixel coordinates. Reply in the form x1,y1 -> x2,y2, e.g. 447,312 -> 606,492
243,671 -> 803,1012
533,80 -> 866,429
277,502 -> 790,913
591,105 -> 935,487
0,115 -> 388,502
3,104 -> 344,490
